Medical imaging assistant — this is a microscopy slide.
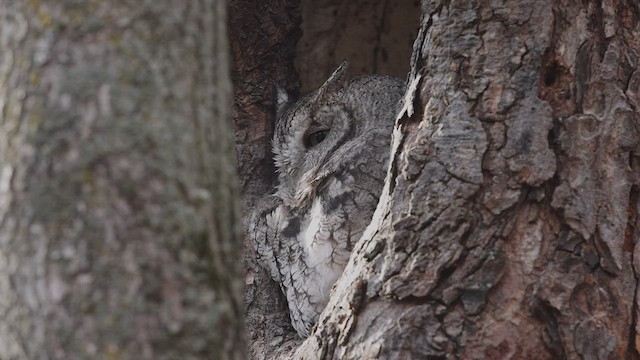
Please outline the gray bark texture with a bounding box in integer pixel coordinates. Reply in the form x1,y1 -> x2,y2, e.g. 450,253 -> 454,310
239,0 -> 640,359
0,1 -> 244,359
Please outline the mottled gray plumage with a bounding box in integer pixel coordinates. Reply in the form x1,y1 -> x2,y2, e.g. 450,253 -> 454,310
250,63 -> 404,338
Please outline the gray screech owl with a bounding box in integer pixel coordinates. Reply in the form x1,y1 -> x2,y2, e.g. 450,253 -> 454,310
250,62 -> 404,338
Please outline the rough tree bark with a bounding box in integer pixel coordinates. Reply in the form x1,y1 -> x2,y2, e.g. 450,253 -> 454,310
239,0 -> 640,359
229,1 -> 303,357
0,1 -> 243,359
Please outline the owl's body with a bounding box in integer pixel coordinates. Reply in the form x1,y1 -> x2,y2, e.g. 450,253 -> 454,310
251,63 -> 404,337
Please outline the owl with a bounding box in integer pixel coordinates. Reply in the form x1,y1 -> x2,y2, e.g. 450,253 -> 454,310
250,62 -> 405,338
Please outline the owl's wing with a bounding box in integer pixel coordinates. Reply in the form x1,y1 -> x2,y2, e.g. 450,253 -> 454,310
249,196 -> 285,282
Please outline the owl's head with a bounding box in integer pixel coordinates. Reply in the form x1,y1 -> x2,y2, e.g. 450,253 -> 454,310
272,62 -> 404,210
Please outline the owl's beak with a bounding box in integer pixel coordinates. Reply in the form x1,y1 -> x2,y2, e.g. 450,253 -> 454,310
292,170 -> 332,210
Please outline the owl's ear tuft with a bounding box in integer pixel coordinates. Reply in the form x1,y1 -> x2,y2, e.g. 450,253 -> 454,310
275,86 -> 291,120
317,61 -> 350,101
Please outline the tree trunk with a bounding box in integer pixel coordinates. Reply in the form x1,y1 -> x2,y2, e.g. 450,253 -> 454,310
240,0 -> 640,359
228,0 -> 303,357
0,1 -> 244,358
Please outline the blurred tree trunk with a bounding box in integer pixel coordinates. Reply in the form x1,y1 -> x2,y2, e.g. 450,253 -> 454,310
239,0 -> 640,359
0,1 -> 244,359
